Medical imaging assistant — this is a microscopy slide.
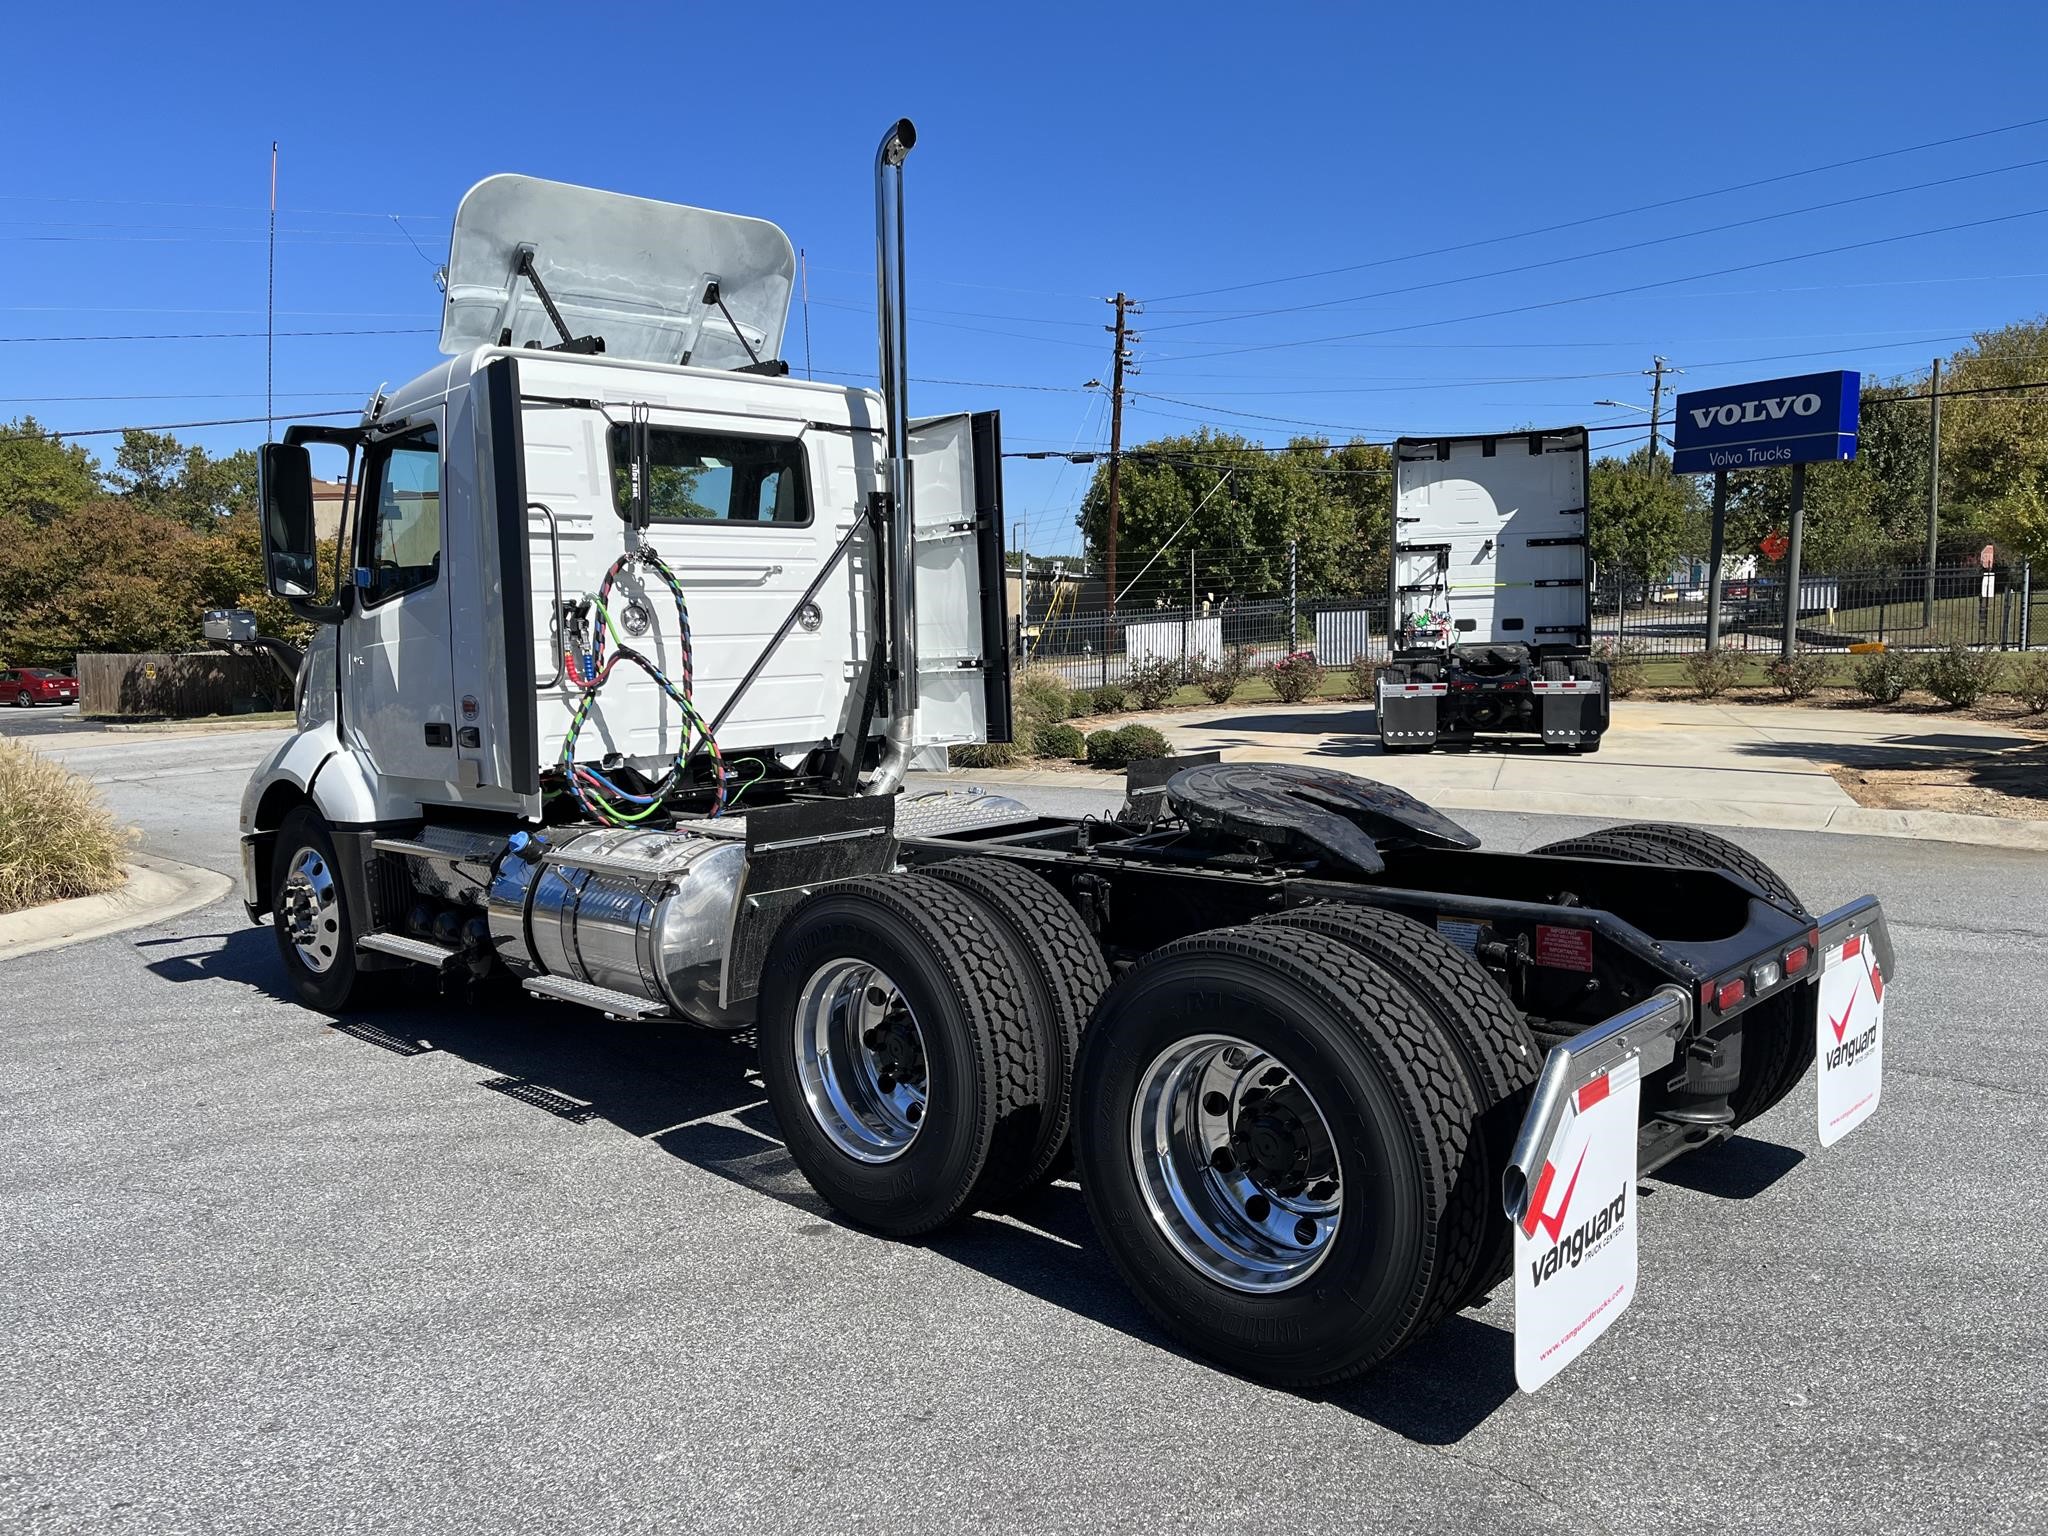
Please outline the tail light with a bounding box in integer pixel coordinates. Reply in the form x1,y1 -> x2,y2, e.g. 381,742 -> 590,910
1783,943 -> 1810,978
1713,977 -> 1747,1012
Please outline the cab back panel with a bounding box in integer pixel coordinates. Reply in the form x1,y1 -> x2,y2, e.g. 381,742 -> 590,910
1393,432 -> 1589,647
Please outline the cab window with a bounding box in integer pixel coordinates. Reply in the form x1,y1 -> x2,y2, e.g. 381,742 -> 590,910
607,425 -> 810,525
357,426 -> 441,605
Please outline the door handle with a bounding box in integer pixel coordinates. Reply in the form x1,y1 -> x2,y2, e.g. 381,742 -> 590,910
423,722 -> 453,748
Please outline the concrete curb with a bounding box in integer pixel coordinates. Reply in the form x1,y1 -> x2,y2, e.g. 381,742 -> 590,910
0,854 -> 235,962
98,715 -> 295,736
950,765 -> 2048,850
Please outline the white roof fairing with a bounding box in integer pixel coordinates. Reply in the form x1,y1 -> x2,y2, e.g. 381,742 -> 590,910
438,175 -> 796,371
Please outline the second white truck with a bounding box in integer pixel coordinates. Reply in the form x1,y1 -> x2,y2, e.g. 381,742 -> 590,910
1377,429 -> 1608,753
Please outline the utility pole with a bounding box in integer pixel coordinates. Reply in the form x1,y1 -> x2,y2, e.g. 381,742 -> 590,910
1924,356 -> 1942,626
1015,520 -> 1027,659
1104,292 -> 1137,618
1645,355 -> 1680,462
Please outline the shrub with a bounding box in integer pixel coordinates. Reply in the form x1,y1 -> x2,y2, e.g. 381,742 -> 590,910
0,740 -> 129,914
1921,644 -> 2003,709
1765,651 -> 1832,700
1270,650 -> 1325,704
1348,652 -> 1376,701
1682,648 -> 1745,699
2012,651 -> 2048,714
947,741 -> 1019,769
1852,649 -> 1920,706
1031,721 -> 1086,760
1015,668 -> 1073,729
1089,681 -> 1129,715
1190,645 -> 1252,705
1592,637 -> 1647,699
1124,656 -> 1183,710
1084,723 -> 1173,769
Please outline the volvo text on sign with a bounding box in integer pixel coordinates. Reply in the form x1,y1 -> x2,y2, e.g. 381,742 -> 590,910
1671,370 -> 1859,475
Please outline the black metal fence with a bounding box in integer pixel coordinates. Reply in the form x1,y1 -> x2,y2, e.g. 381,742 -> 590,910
1013,561 -> 2040,687
1593,561 -> 2040,656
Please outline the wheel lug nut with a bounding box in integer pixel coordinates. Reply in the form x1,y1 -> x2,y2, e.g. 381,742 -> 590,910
1202,1091 -> 1229,1116
1245,1194 -> 1271,1222
1294,1217 -> 1317,1245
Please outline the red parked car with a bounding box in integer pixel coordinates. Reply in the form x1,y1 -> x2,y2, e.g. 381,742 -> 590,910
1,667 -> 78,707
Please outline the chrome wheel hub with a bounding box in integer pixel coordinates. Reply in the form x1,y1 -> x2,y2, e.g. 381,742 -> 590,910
1131,1033 -> 1342,1293
279,846 -> 342,975
793,960 -> 928,1163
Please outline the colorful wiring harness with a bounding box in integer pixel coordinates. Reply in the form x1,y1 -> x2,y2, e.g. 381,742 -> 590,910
559,547 -> 729,824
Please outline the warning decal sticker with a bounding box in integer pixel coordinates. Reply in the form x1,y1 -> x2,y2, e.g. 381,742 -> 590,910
1535,924 -> 1594,973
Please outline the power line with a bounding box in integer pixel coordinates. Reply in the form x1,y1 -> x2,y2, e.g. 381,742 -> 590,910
1159,206 -> 2048,362
1144,112 -> 2048,303
1143,155 -> 2048,334
0,410 -> 360,442
0,327 -> 434,343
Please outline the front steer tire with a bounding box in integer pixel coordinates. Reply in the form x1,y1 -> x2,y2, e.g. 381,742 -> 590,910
1073,924 -> 1476,1387
758,874 -> 1044,1237
269,806 -> 370,1014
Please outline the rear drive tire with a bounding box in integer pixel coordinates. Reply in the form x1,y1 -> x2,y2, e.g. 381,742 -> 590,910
270,806 -> 369,1014
1073,924 -> 1475,1386
1530,823 -> 1814,1127
1256,903 -> 1537,1312
758,874 -> 1044,1236
924,856 -> 1110,1192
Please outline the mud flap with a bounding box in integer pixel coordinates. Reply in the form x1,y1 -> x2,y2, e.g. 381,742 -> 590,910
1817,931 -> 1885,1146
1511,1055 -> 1643,1392
1377,681 -> 1442,747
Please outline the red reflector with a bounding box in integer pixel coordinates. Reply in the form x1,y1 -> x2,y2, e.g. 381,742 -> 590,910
1715,978 -> 1747,1011
1700,980 -> 1716,1011
1783,944 -> 1809,977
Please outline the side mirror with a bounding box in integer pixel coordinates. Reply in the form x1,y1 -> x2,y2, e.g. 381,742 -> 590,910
260,443 -> 319,599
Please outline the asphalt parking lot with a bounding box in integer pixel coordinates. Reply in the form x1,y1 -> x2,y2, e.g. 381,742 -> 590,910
3,730 -> 2043,1534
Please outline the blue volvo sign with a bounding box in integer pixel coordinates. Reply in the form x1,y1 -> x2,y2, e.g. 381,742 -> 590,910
1671,370 -> 1859,475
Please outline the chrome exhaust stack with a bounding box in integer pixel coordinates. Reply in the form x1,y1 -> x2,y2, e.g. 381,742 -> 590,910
865,117 -> 918,796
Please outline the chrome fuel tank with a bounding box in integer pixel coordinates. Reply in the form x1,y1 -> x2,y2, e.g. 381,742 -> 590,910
487,826 -> 748,1028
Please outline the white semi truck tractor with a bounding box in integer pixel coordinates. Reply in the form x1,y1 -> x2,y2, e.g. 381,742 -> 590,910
1377,429 -> 1609,753
241,121 -> 1891,1392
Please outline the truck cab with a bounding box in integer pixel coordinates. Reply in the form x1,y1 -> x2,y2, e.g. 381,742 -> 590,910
242,168 -> 1010,915
1376,428 -> 1607,753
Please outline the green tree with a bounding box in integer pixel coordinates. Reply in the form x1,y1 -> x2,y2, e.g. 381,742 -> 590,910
1588,447 -> 1696,577
1076,429 -> 1385,602
110,430 -> 257,526
1939,317 -> 2048,564
0,417 -> 99,524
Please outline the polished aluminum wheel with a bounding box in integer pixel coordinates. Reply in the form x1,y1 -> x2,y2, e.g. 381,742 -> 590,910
793,959 -> 928,1163
279,846 -> 342,975
1131,1033 -> 1343,1293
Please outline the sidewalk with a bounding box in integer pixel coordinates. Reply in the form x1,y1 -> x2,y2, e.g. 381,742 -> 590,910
979,698 -> 2048,850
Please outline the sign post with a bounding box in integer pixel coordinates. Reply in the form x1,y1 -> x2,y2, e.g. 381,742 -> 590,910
1673,371 -> 1859,659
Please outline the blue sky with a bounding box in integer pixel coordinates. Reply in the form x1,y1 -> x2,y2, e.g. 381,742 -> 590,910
4,1 -> 2045,557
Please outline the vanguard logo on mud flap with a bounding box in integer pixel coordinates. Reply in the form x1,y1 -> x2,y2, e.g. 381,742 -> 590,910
1526,1179 -> 1628,1287
1514,1059 -> 1642,1393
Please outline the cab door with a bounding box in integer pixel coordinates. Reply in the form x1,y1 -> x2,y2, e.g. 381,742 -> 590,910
341,412 -> 458,788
